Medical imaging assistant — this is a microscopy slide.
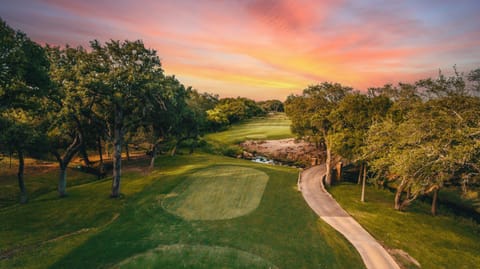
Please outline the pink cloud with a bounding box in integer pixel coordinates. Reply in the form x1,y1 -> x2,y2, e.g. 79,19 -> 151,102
1,0 -> 478,100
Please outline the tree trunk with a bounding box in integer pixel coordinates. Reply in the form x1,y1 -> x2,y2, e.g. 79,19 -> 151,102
80,142 -> 91,167
125,143 -> 130,161
17,149 -> 27,204
357,163 -> 363,184
97,136 -> 104,174
170,144 -> 177,157
394,179 -> 419,211
394,190 -> 402,210
361,164 -> 367,202
394,179 -> 406,210
58,165 -> 67,197
111,106 -> 123,198
149,144 -> 156,169
106,141 -> 110,158
431,188 -> 439,216
9,151 -> 12,168
52,135 -> 81,198
189,140 -> 195,154
336,161 -> 343,181
325,147 -> 332,187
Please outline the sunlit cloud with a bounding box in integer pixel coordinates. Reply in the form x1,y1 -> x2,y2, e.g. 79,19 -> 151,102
1,0 -> 479,100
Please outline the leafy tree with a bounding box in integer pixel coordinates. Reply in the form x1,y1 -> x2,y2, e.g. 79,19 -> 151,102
285,82 -> 352,186
365,71 -> 480,215
329,92 -> 392,200
45,45 -> 95,197
87,39 -> 164,197
0,19 -> 50,203
0,113 -> 46,203
0,19 -> 50,110
206,97 -> 265,129
206,107 -> 229,129
258,99 -> 284,112
186,89 -> 219,133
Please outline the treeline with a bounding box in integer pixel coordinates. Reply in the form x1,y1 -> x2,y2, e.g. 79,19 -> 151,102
286,68 -> 480,215
0,19 -> 277,203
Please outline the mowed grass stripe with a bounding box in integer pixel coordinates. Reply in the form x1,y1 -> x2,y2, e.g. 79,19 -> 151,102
204,113 -> 293,145
114,244 -> 278,269
163,166 -> 269,220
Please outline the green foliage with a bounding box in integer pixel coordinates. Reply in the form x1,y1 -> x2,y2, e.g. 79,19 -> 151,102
0,19 -> 51,202
285,82 -> 352,140
0,18 -> 50,111
258,99 -> 284,112
364,74 -> 480,211
206,97 -> 266,129
329,92 -> 391,162
285,82 -> 353,185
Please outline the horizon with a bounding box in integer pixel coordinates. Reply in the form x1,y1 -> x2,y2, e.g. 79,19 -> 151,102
1,0 -> 479,101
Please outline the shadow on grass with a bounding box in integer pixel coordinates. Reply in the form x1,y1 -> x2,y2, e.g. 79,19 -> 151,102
50,159 -> 364,269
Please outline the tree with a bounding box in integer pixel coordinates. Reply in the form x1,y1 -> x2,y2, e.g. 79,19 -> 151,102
0,114 -> 45,203
186,89 -> 219,133
285,82 -> 352,186
328,92 -> 392,200
365,72 -> 480,215
45,45 -> 98,197
258,99 -> 284,112
87,39 -> 164,197
0,19 -> 50,203
206,97 -> 265,130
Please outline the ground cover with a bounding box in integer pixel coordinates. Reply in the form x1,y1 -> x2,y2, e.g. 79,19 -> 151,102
162,165 -> 269,220
204,113 -> 293,146
329,182 -> 480,269
0,113 -> 364,269
0,154 -> 364,268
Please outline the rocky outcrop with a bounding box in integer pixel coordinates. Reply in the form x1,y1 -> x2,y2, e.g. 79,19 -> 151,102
240,138 -> 325,167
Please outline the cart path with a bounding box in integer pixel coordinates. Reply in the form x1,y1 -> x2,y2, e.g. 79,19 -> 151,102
299,165 -> 400,269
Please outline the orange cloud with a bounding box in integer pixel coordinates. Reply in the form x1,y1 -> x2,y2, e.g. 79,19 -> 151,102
1,0 -> 479,100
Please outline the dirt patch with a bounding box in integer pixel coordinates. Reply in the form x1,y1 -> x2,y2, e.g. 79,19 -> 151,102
240,138 -> 324,167
389,249 -> 421,268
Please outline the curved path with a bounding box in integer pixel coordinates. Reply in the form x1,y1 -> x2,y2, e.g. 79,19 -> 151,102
300,165 -> 400,269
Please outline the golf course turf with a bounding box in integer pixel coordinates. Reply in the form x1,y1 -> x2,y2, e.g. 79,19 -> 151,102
0,151 -> 364,268
114,244 -> 279,269
162,165 -> 269,220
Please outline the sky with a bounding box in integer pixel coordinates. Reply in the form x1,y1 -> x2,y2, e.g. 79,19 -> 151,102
1,0 -> 479,100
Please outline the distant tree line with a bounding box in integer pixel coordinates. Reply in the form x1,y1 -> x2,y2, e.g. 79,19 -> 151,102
0,19 -> 278,203
286,68 -> 480,215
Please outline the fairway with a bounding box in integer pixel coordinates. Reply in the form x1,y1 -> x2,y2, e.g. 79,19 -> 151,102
163,166 -> 269,220
114,244 -> 278,269
205,113 -> 292,145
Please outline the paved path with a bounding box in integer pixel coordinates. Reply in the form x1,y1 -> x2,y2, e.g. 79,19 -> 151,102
299,165 -> 400,269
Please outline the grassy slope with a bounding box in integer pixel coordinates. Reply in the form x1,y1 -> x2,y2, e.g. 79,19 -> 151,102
0,158 -> 98,208
0,154 -> 364,269
329,183 -> 480,269
204,113 -> 293,145
0,113 -> 364,269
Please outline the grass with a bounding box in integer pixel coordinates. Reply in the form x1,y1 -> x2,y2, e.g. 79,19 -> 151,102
0,154 -> 364,268
205,113 -> 293,146
0,157 -> 98,208
329,182 -> 480,269
162,165 -> 269,220
115,244 -> 278,269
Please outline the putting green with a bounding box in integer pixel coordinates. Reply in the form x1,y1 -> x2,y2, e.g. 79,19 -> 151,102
114,244 -> 278,269
162,166 -> 269,220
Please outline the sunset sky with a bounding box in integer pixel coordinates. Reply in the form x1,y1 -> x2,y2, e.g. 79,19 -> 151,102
1,0 -> 479,100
